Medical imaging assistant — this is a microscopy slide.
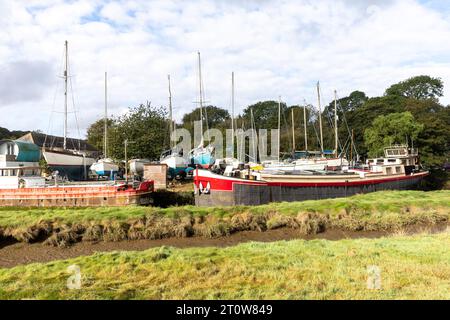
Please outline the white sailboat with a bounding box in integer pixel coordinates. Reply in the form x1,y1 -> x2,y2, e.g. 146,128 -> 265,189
159,74 -> 190,179
189,52 -> 215,168
90,71 -> 119,178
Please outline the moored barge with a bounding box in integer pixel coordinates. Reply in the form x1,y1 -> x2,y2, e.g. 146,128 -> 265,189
194,145 -> 429,206
0,165 -> 154,207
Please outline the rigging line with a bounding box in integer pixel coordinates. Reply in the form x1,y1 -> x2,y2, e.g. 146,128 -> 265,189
67,52 -> 82,150
311,116 -> 321,150
69,77 -> 81,151
45,46 -> 65,148
340,135 -> 350,154
302,99 -> 309,151
45,76 -> 59,149
240,119 -> 245,161
323,102 -> 345,154
318,83 -> 332,151
280,103 -> 292,152
335,92 -> 359,157
250,107 -> 257,161
200,70 -> 211,143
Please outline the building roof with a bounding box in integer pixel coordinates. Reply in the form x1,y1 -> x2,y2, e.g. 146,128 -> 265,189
18,132 -> 98,152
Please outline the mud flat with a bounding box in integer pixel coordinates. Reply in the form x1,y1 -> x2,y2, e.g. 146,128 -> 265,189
0,190 -> 448,267
0,230 -> 449,300
1,223 -> 448,268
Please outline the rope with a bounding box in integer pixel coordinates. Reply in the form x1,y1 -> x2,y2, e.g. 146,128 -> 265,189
44,46 -> 65,148
335,92 -> 359,158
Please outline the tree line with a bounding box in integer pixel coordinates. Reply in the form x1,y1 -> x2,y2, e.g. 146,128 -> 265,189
86,75 -> 449,169
0,128 -> 27,140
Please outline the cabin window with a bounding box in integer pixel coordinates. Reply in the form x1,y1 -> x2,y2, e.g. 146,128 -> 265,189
385,167 -> 392,174
396,167 -> 402,173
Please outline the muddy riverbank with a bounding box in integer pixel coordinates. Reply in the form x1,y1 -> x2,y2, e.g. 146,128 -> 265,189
1,223 -> 447,268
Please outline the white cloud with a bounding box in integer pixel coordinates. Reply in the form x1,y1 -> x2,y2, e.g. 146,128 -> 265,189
0,0 -> 449,139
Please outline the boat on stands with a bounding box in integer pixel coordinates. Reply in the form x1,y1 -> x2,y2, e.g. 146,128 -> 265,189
160,148 -> 192,179
39,41 -> 96,180
189,52 -> 215,169
189,144 -> 215,169
159,75 -> 192,179
42,148 -> 96,180
129,158 -> 151,178
90,158 -> 119,179
90,72 -> 119,179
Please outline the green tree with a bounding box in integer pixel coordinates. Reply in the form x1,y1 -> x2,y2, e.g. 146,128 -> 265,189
108,102 -> 169,161
385,75 -> 443,101
0,127 -> 28,140
322,91 -> 369,153
87,102 -> 169,160
344,95 -> 405,157
323,91 -> 368,120
403,98 -> 450,166
182,106 -> 230,132
86,118 -> 115,155
364,112 -> 424,157
242,100 -> 287,130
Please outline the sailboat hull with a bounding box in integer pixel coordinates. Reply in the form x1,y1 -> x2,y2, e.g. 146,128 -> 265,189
43,150 -> 96,181
190,148 -> 215,169
90,160 -> 119,178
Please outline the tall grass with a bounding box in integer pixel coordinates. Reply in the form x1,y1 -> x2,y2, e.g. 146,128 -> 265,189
0,190 -> 448,229
0,232 -> 449,299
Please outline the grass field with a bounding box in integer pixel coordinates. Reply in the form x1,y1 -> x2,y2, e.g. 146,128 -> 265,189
0,231 -> 449,299
0,190 -> 449,245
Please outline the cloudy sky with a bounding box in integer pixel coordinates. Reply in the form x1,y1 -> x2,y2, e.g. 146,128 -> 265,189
1,0 -> 449,139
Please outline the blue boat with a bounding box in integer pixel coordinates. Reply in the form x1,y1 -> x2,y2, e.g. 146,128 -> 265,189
189,145 -> 215,169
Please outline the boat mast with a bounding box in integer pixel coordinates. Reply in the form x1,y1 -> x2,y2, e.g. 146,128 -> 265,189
350,129 -> 354,165
303,102 -> 308,151
231,71 -> 235,158
278,96 -> 281,163
291,108 -> 295,153
197,52 -> 204,146
104,71 -> 108,158
168,74 -> 174,149
63,40 -> 68,150
250,108 -> 257,161
316,81 -> 324,153
334,89 -> 338,158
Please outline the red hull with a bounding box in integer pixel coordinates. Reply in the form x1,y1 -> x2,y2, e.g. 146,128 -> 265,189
194,169 -> 428,206
0,181 -> 154,207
